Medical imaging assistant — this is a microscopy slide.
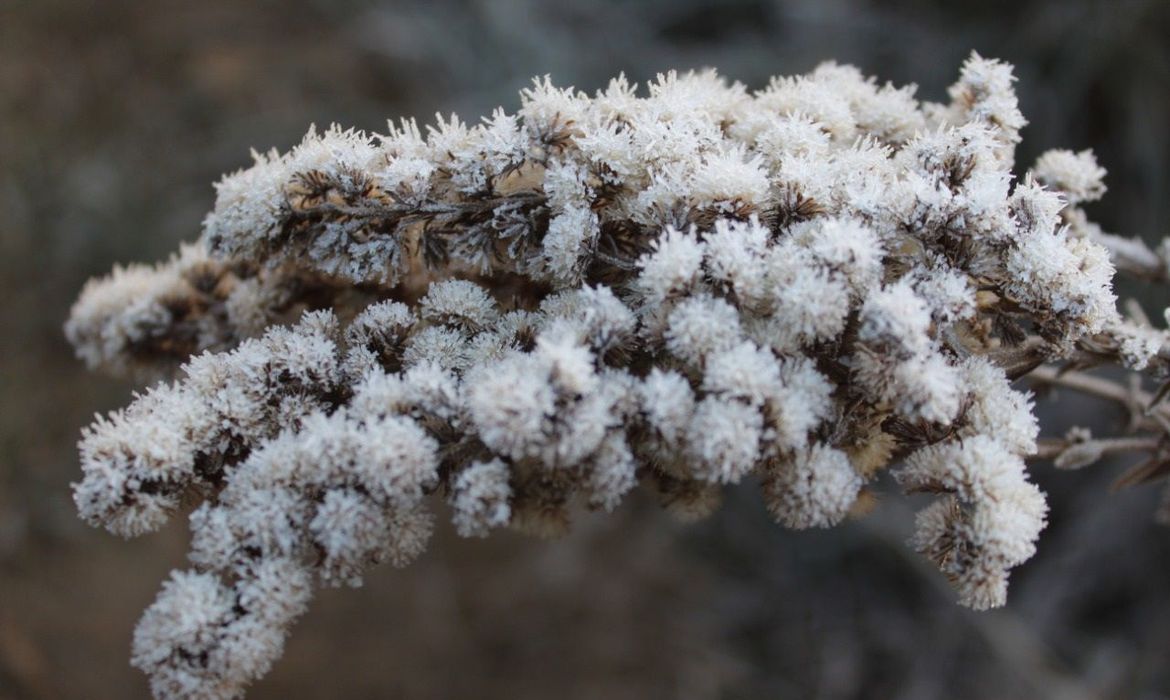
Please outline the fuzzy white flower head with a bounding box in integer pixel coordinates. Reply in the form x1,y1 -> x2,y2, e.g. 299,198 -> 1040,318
419,279 -> 500,332
702,216 -> 771,303
1004,227 -> 1119,336
893,351 -> 963,425
859,279 -> 933,356
959,357 -> 1038,456
1110,319 -> 1169,371
543,205 -> 600,286
664,294 -> 743,366
639,368 -> 696,446
765,445 -> 862,529
636,225 -> 706,304
791,217 -> 885,293
450,459 -> 513,538
765,264 -> 851,346
687,396 -> 763,484
1031,149 -> 1107,205
702,341 -> 782,406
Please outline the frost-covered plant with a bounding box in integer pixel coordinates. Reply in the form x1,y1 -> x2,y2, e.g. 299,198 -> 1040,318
67,53 -> 1170,699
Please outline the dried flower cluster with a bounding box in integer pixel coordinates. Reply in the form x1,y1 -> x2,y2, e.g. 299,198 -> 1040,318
68,53 -> 1170,699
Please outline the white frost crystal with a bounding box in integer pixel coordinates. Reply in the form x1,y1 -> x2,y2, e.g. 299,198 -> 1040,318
66,52 -> 1163,698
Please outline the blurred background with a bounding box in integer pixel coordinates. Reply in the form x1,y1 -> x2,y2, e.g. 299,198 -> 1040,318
2,0 -> 1170,697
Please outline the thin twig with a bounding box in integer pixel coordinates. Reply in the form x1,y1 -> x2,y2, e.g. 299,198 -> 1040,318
1033,435 -> 1161,463
1089,229 -> 1167,283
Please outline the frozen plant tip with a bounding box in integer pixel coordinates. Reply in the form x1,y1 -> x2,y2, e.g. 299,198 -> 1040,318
68,52 -> 1170,699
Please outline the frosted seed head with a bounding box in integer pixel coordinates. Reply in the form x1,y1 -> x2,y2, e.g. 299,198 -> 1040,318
450,458 -> 513,538
636,226 -> 706,304
686,396 -> 763,484
764,445 -> 862,529
419,280 -> 500,332
665,294 -> 743,367
1031,149 -> 1107,205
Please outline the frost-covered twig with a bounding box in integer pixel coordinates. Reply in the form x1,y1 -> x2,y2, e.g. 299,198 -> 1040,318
65,53 -> 1170,699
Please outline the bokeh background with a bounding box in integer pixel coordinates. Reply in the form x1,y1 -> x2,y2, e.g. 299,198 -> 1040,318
3,0 -> 1170,697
